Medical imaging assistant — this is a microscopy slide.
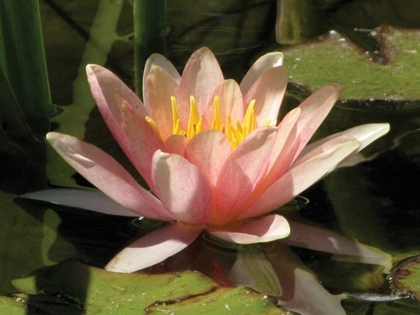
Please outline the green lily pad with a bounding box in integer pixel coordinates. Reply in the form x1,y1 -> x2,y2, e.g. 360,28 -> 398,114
11,260 -> 287,314
149,286 -> 287,315
283,25 -> 420,100
0,296 -> 27,314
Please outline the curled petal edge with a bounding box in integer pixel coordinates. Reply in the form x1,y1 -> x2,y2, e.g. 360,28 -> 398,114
209,214 -> 290,245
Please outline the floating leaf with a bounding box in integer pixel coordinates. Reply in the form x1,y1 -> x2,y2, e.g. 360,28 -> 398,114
283,25 -> 420,101
149,287 -> 287,315
11,260 -> 287,314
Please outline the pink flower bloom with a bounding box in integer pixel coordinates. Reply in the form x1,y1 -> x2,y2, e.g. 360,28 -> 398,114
26,47 -> 390,273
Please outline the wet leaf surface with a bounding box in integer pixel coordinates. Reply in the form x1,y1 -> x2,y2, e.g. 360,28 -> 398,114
10,261 -> 287,315
283,26 -> 420,101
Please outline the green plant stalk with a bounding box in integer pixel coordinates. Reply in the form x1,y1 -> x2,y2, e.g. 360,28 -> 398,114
134,0 -> 166,97
0,0 -> 53,137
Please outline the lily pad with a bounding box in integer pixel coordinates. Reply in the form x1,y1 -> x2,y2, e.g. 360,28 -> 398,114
149,286 -> 287,315
283,25 -> 420,101
11,260 -> 287,314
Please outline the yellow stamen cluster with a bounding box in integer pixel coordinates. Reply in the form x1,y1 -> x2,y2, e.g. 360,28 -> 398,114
146,96 -> 263,149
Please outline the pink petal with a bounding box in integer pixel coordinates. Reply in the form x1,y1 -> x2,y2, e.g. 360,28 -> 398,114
243,66 -> 288,126
164,135 -> 188,156
152,150 -> 214,224
86,65 -> 148,153
294,83 -> 345,158
201,79 -> 244,129
143,53 -> 181,111
240,52 -> 284,95
118,98 -> 164,187
283,220 -> 393,273
87,65 -> 163,186
184,130 -> 231,187
146,65 -> 189,139
105,223 -> 203,273
300,123 -> 390,158
214,128 -> 277,224
238,136 -> 360,220
21,189 -> 138,217
209,214 -> 290,244
180,47 -> 224,113
46,132 -> 174,221
262,107 -> 301,189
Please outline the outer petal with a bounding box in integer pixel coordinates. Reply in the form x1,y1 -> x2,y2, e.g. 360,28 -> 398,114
240,52 -> 284,95
46,132 -> 174,221
293,83 -> 345,158
209,214 -> 290,244
238,136 -> 360,220
87,65 -> 164,186
20,189 -> 138,217
143,53 -> 181,111
299,123 -> 390,167
214,128 -> 277,224
86,65 -> 147,152
152,150 -> 214,224
146,66 -> 189,139
261,107 -> 301,189
184,130 -> 231,187
118,98 -> 164,187
282,221 -> 393,273
201,79 -> 245,129
106,223 -> 203,273
243,66 -> 288,126
180,47 -> 224,113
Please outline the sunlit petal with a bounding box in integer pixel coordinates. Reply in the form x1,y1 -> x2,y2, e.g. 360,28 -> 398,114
46,132 -> 173,220
180,47 -> 224,113
184,130 -> 231,187
118,97 -> 164,187
214,128 -> 277,223
106,223 -> 203,273
152,150 -> 214,224
210,214 -> 290,244
201,79 -> 244,129
239,136 -> 359,219
240,52 -> 284,95
300,123 -> 391,167
243,66 -> 288,126
294,83 -> 345,157
146,66 -> 189,138
143,53 -> 181,111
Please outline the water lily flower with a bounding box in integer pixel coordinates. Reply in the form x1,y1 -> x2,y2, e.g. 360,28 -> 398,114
23,47 -> 390,273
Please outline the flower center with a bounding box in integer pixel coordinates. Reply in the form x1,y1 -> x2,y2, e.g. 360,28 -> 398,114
146,96 -> 262,149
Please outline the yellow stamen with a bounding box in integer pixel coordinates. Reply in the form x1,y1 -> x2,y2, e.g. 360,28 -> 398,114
171,96 -> 181,135
145,95 -> 261,150
187,96 -> 200,139
211,96 -> 222,131
145,116 -> 161,138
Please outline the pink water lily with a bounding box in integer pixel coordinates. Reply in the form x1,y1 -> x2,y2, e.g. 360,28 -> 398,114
26,47 -> 390,273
